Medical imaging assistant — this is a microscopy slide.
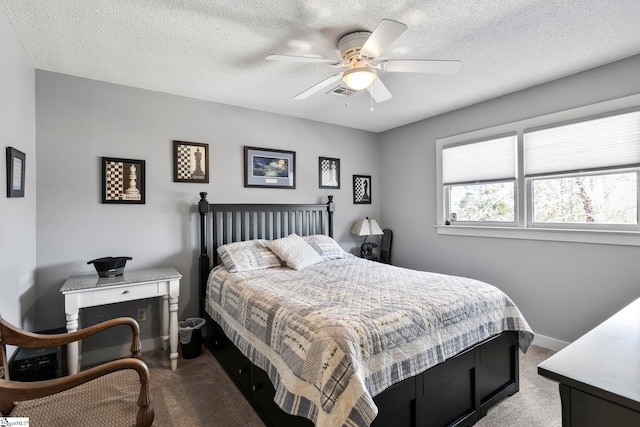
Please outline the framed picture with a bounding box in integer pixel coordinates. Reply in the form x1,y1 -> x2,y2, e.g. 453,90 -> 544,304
6,147 -> 26,198
319,157 -> 340,189
244,146 -> 296,189
173,140 -> 209,183
101,157 -> 145,204
353,174 -> 372,204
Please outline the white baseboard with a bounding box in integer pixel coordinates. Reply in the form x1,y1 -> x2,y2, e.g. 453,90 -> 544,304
532,333 -> 568,352
80,337 -> 162,367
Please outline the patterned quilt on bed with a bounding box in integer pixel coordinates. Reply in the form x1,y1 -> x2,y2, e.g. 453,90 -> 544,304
206,254 -> 533,427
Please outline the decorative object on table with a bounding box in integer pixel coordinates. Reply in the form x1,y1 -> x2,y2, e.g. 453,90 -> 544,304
6,147 -> 26,198
87,256 -> 132,277
319,157 -> 340,189
101,157 -> 145,204
173,141 -> 209,183
350,217 -> 384,259
353,174 -> 372,204
244,146 -> 296,189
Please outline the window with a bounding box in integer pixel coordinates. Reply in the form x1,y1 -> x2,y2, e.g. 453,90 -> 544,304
437,97 -> 640,245
524,111 -> 640,230
442,134 -> 516,224
531,171 -> 637,226
449,182 -> 515,222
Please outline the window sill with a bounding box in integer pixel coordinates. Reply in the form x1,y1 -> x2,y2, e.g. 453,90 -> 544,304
435,224 -> 640,246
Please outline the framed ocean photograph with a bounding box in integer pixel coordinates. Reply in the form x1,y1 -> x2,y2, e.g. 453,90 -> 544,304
244,146 -> 296,189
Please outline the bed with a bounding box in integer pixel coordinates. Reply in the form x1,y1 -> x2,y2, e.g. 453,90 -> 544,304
196,192 -> 533,427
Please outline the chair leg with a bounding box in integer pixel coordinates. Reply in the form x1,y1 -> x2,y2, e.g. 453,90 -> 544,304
136,376 -> 154,427
0,400 -> 16,416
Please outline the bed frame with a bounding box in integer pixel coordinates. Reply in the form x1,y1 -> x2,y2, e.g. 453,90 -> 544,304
197,192 -> 520,427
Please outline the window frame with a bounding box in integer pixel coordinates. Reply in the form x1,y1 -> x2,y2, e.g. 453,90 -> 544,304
436,94 -> 640,246
526,168 -> 640,231
445,179 -> 519,226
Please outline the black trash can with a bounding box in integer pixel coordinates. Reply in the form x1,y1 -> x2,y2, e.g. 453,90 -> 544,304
178,317 -> 205,359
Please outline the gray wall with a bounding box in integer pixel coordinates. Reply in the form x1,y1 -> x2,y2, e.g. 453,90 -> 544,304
0,9 -> 36,330
35,71 -> 380,357
379,54 -> 640,347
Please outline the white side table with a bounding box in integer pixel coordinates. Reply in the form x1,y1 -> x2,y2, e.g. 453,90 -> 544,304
60,266 -> 182,374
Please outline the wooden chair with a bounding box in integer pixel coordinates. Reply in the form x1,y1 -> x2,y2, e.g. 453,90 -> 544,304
379,228 -> 393,264
0,315 -> 154,427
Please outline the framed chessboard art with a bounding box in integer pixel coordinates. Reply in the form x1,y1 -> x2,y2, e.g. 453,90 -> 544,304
173,141 -> 209,183
353,174 -> 372,204
319,157 -> 340,189
101,157 -> 145,204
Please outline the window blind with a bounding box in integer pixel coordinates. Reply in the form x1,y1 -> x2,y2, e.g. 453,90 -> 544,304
524,110 -> 640,176
442,134 -> 516,184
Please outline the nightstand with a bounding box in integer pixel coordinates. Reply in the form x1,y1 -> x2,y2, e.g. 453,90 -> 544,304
60,266 -> 181,374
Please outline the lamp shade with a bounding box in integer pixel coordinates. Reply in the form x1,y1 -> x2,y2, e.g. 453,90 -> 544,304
342,67 -> 377,91
350,217 -> 384,236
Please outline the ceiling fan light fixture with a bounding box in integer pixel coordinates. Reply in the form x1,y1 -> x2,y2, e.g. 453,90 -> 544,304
342,67 -> 377,91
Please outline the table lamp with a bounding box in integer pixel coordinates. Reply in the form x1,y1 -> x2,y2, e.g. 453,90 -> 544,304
350,217 -> 384,259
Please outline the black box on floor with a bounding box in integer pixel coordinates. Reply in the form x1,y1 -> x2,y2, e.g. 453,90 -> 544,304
8,327 -> 64,381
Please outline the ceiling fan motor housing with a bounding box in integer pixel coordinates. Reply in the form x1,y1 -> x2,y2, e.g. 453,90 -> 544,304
338,32 -> 372,63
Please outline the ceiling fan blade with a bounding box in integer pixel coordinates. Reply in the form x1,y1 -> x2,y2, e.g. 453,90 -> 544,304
379,59 -> 462,74
266,54 -> 340,65
367,78 -> 392,103
360,19 -> 408,59
293,74 -> 343,100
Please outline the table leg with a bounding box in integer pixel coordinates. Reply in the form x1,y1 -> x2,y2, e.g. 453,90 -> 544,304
169,296 -> 179,370
65,312 -> 79,375
161,295 -> 169,351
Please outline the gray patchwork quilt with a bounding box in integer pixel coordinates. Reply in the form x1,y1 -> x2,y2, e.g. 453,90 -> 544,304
206,254 -> 533,427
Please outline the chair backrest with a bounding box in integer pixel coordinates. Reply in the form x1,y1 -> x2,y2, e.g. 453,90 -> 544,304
379,229 -> 393,264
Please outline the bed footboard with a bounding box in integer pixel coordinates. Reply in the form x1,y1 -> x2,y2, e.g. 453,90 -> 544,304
203,313 -> 519,427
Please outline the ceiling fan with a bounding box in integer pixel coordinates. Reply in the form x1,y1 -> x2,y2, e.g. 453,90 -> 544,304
266,19 -> 461,103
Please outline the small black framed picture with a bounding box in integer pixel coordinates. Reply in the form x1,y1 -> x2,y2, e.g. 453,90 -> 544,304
244,146 -> 296,189
173,140 -> 209,183
6,147 -> 26,198
101,157 -> 146,204
353,174 -> 372,204
319,157 -> 340,189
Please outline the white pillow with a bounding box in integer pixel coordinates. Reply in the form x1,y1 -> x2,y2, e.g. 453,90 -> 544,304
217,240 -> 282,273
265,233 -> 323,270
302,235 -> 346,260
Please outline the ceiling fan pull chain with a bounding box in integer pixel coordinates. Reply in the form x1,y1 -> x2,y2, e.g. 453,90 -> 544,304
370,92 -> 374,112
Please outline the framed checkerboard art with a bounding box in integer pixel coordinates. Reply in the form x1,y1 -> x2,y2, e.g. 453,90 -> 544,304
319,157 -> 340,189
101,157 -> 145,204
173,141 -> 209,183
353,174 -> 372,204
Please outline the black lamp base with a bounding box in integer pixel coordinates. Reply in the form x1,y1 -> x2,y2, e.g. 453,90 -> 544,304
360,242 -> 377,260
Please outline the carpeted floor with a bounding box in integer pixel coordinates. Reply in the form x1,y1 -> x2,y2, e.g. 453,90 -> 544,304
475,345 -> 561,427
10,344 -> 560,426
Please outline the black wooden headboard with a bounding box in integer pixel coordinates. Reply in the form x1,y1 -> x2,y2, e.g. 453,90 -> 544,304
197,192 -> 335,315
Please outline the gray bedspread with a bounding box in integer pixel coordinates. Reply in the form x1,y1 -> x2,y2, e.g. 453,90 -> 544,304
206,254 -> 533,427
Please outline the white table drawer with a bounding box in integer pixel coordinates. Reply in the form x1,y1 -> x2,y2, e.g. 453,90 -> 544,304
78,282 -> 160,307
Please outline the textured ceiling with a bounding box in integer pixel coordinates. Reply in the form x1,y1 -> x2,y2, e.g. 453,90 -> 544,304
2,1 -> 640,132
